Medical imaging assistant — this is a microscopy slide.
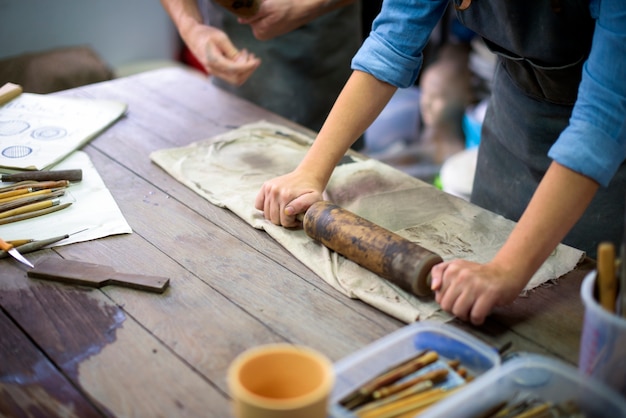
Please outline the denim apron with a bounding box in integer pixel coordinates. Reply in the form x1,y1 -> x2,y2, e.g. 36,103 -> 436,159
453,0 -> 626,257
203,1 -> 361,135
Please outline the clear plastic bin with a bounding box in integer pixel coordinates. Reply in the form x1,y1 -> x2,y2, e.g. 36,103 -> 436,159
420,353 -> 626,418
330,321 -> 501,417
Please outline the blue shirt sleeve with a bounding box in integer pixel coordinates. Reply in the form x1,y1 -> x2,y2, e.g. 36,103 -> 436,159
351,0 -> 449,88
548,0 -> 626,187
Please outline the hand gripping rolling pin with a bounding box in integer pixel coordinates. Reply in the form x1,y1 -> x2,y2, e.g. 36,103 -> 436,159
301,201 -> 443,297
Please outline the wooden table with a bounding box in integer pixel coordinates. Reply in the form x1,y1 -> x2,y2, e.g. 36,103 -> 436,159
0,67 -> 593,417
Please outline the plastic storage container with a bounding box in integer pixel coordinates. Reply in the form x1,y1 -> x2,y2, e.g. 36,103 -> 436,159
420,353 -> 626,418
579,270 -> 626,396
330,321 -> 501,417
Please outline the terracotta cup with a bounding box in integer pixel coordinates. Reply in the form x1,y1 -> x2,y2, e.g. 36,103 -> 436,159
227,344 -> 335,418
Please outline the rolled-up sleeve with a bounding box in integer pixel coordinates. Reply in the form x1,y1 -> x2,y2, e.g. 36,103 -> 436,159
351,0 -> 449,88
548,0 -> 626,187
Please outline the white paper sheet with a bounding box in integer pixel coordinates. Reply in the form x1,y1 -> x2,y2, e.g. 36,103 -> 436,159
0,93 -> 126,171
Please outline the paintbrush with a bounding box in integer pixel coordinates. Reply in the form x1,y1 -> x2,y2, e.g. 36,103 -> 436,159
0,189 -> 66,213
0,198 -> 62,220
0,202 -> 72,225
340,350 -> 434,409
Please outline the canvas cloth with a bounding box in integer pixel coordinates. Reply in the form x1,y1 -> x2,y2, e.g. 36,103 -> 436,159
150,121 -> 584,323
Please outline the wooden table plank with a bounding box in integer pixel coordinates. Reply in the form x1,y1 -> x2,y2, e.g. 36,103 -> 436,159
0,308 -> 104,417
76,147 -> 403,360
68,68 -> 588,361
0,258 -> 232,417
0,67 -> 594,416
64,69 -> 403,331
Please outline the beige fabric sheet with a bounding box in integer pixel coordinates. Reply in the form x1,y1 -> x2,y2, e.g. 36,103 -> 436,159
150,121 -> 584,323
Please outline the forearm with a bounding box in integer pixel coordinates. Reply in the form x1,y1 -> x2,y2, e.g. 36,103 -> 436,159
303,0 -> 356,22
297,70 -> 397,187
160,0 -> 204,41
493,161 -> 599,285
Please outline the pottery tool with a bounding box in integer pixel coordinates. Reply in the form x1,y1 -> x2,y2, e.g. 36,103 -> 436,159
0,169 -> 82,183
597,242 -> 617,312
300,201 -> 443,297
0,189 -> 66,213
0,188 -> 65,204
0,232 -> 78,259
0,237 -> 34,268
0,202 -> 72,225
28,257 -> 170,293
0,198 -> 62,220
0,82 -> 22,106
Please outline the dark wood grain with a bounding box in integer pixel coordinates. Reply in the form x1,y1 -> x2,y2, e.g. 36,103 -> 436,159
0,308 -> 106,417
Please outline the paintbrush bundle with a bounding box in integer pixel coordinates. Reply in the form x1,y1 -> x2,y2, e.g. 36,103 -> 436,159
330,322 -> 501,418
420,354 -> 626,418
0,181 -> 72,225
339,350 -> 471,417
471,396 -> 585,418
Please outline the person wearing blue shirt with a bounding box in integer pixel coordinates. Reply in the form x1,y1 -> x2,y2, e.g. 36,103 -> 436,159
255,0 -> 626,325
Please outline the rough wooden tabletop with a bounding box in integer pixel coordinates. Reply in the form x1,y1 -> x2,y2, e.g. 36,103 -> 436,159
0,68 -> 592,417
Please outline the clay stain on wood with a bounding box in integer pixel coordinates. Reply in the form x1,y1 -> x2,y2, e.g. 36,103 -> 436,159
4,286 -> 126,381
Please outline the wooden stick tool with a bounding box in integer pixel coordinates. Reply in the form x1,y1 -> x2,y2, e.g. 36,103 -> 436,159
28,257 -> 170,293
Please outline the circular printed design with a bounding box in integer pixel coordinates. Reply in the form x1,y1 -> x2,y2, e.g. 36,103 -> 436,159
31,126 -> 67,140
0,120 -> 30,136
2,145 -> 33,159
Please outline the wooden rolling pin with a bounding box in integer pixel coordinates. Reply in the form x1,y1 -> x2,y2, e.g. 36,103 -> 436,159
301,201 -> 443,297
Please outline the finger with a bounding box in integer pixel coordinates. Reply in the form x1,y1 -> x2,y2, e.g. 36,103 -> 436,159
469,296 -> 493,325
430,261 -> 448,291
268,194 -> 281,225
450,290 -> 474,322
254,184 -> 267,211
280,206 -> 298,228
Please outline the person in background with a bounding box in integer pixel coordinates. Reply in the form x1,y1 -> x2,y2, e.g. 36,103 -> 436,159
255,0 -> 626,325
160,0 -> 362,141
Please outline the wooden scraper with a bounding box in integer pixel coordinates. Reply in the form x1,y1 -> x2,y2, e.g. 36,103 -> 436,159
28,257 -> 170,293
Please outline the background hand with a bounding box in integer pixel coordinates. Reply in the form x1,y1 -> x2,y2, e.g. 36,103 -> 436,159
238,0 -> 310,40
185,24 -> 260,85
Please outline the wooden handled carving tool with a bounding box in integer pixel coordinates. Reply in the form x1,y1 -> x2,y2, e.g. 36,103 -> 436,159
0,169 -> 82,183
300,201 -> 443,297
28,257 -> 170,293
0,237 -> 34,268
0,202 -> 72,225
0,82 -> 22,106
0,180 -> 68,193
0,229 -> 90,259
0,189 -> 66,213
0,198 -> 61,219
0,188 -> 64,204
0,235 -> 70,259
597,242 -> 617,312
